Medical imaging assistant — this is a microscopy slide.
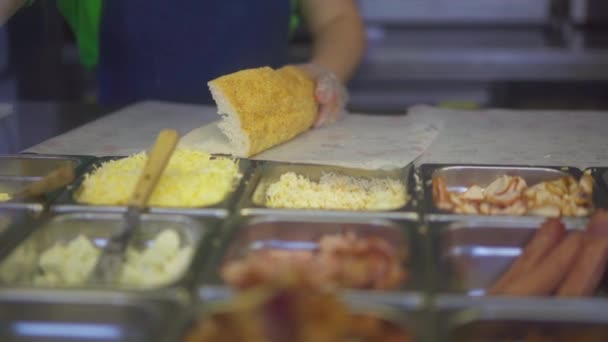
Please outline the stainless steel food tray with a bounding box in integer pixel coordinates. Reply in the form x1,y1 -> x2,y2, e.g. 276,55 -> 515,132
0,288 -> 186,342
0,154 -> 94,209
162,285 -> 427,342
420,164 -> 599,221
0,154 -> 93,180
585,167 -> 608,209
0,212 -> 219,291
238,161 -> 419,220
436,296 -> 608,341
0,207 -> 42,261
0,178 -> 46,212
51,156 -> 252,218
427,218 -> 591,297
198,215 -> 425,294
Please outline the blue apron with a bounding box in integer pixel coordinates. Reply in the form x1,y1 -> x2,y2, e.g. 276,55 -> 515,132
98,0 -> 290,104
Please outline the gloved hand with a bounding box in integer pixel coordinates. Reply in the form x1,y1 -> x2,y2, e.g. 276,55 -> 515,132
296,63 -> 349,128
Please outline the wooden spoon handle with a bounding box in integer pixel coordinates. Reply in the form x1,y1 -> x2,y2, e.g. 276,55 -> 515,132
128,129 -> 179,208
14,165 -> 75,201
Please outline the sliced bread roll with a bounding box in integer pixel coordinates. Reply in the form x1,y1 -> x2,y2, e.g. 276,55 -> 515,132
208,66 -> 317,157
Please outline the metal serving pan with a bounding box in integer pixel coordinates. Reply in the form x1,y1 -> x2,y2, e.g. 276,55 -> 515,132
239,161 -> 418,220
0,154 -> 92,180
585,167 -> 608,209
0,212 -> 216,291
420,164 -> 598,221
0,178 -> 46,211
428,219 -> 592,297
51,156 -> 251,218
437,296 -> 608,341
0,207 -> 42,260
0,289 -> 186,342
163,286 -> 425,342
198,215 -> 425,295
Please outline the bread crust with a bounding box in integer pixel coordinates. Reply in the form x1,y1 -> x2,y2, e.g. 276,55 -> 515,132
208,66 -> 317,157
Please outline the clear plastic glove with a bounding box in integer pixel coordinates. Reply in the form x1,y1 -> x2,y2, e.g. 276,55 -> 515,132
296,63 -> 349,128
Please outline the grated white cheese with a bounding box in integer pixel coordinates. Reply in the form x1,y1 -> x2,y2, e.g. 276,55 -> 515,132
34,235 -> 101,286
76,149 -> 241,207
265,172 -> 408,210
119,229 -> 193,287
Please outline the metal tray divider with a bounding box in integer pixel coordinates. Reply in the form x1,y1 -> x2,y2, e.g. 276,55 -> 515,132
584,167 -> 608,209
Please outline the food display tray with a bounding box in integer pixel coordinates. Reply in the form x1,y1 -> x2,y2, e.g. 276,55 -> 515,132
197,215 -> 426,294
420,163 -> 605,222
238,161 -> 419,220
0,154 -> 94,210
0,212 -> 220,292
161,286 -> 429,342
585,167 -> 608,209
426,218 -> 591,296
0,160 -> 607,341
51,156 -> 253,218
0,207 -> 42,260
0,154 -> 93,180
0,288 -> 187,342
435,296 -> 608,341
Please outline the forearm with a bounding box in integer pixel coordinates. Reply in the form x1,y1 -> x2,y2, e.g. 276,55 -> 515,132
303,0 -> 366,83
0,0 -> 25,25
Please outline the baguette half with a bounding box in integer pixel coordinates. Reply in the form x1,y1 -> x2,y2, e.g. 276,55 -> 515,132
208,66 -> 317,157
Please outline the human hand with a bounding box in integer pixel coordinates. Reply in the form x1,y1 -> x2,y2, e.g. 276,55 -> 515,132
295,63 -> 349,128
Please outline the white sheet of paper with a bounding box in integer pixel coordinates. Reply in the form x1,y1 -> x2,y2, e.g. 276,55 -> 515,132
180,112 -> 442,170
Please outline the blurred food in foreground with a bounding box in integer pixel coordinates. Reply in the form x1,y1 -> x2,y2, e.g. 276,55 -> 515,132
184,281 -> 413,342
223,232 -> 407,290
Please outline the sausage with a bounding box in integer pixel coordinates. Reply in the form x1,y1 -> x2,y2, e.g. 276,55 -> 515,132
488,218 -> 566,295
499,232 -> 584,296
557,237 -> 608,297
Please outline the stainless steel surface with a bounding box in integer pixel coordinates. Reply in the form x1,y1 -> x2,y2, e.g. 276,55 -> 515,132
0,207 -> 41,260
420,164 -> 588,220
0,212 -> 210,289
185,286 -> 424,342
358,0 -> 551,25
51,156 -> 251,218
239,161 -> 418,219
0,154 -> 85,179
200,216 -> 423,292
570,0 -> 608,25
439,297 -> 608,341
430,219 -> 590,296
0,178 -> 40,202
0,289 -> 184,342
91,207 -> 140,284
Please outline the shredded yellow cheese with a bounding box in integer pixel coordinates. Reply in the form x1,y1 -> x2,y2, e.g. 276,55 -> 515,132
0,193 -> 11,202
265,172 -> 408,210
76,149 -> 241,207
